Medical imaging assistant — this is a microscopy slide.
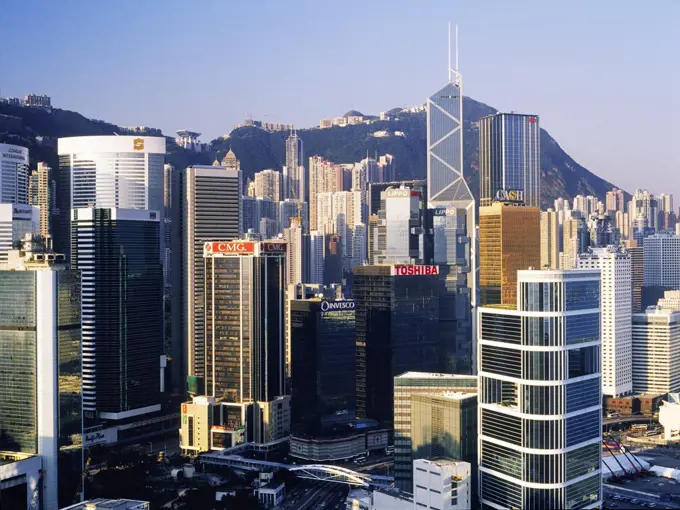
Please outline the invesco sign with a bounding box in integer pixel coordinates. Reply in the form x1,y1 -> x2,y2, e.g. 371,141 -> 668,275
494,189 -> 525,204
320,301 -> 355,312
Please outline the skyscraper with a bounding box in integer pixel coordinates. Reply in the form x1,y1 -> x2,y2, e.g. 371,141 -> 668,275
71,208 -> 163,422
289,297 -> 356,435
308,155 -> 340,231
283,217 -> 307,286
479,202 -> 540,305
629,243 -> 644,313
540,208 -> 559,269
561,216 -> 589,269
427,47 -> 476,375
0,203 -> 40,263
0,143 -> 30,205
56,136 -> 166,257
253,169 -> 281,202
203,240 -> 288,442
0,236 -> 81,509
28,162 -> 54,241
285,131 -> 304,201
606,187 -> 626,215
173,164 -> 241,393
479,113 -> 541,208
309,231 -> 324,284
578,247 -> 633,396
632,293 -> 680,394
393,372 -> 477,493
277,198 -> 308,233
478,269 -> 602,509
354,264 -> 443,425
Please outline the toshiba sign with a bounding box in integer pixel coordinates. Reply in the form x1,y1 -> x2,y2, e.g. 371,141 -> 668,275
391,265 -> 440,276
204,241 -> 255,256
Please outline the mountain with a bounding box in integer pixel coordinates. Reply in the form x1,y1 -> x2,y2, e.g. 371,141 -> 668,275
0,97 -> 623,207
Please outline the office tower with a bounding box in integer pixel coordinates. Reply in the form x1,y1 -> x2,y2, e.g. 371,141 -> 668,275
659,193 -> 674,214
589,214 -> 621,248
290,297 -> 355,434
643,234 -> 680,308
632,293 -> 680,394
606,187 -> 626,215
0,143 -> 30,204
479,269 -> 602,510
28,162 -> 54,240
277,198 -> 308,233
573,194 -> 601,218
253,169 -> 281,202
0,203 -> 40,263
162,164 -> 175,295
308,155 -> 340,231
479,113 -> 541,208
56,136 -> 166,257
354,265 -> 443,425
540,208 -> 559,269
479,202 -> 540,305
377,154 -> 396,182
323,233 -> 343,285
561,216 -> 588,269
0,236 -> 81,509
285,130 -> 304,201
173,164 -> 241,393
71,208 -> 162,422
427,59 -> 476,375
242,196 -> 275,235
412,459 -> 471,510
371,185 -> 425,264
203,240 -> 287,442
616,210 -> 630,240
628,244 -> 644,313
393,372 -> 477,493
283,217 -> 307,286
632,189 -> 659,233
578,247 -> 633,396
309,231 -> 324,284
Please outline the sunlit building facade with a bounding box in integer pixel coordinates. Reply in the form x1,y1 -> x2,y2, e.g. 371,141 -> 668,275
479,269 -> 602,510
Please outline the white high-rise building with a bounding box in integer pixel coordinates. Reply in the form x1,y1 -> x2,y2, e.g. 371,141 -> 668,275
540,208 -> 559,269
277,199 -> 308,233
632,295 -> 680,394
0,143 -> 30,205
283,218 -> 305,286
253,169 -> 281,202
478,269 -> 602,509
0,203 -> 40,264
56,135 -> 166,257
578,247 -> 633,396
413,459 -> 471,510
643,234 -> 680,289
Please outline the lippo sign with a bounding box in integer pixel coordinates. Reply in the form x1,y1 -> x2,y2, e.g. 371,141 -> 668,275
391,265 -> 440,276
204,241 -> 255,256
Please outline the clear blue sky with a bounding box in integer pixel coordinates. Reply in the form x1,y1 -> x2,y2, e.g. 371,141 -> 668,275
2,0 -> 679,201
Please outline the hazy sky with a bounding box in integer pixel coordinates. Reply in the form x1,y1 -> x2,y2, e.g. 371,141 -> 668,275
2,1 -> 679,201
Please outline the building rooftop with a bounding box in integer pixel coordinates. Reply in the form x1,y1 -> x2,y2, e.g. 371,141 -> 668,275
61,498 -> 150,510
396,372 -> 477,380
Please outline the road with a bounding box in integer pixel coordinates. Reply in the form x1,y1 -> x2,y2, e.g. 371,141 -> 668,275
604,485 -> 680,509
604,416 -> 657,426
284,482 -> 347,510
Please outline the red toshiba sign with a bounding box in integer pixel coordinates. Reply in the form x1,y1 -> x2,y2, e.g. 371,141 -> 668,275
204,241 -> 255,255
391,265 -> 440,276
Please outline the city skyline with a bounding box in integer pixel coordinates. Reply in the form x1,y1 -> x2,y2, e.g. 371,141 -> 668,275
1,1 -> 678,202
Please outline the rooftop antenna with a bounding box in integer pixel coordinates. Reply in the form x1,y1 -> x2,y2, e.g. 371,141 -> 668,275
448,22 -> 451,82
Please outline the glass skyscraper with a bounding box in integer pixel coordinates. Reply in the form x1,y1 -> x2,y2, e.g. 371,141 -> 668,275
427,64 -> 476,374
479,113 -> 541,208
478,269 -> 602,510
71,208 -> 163,423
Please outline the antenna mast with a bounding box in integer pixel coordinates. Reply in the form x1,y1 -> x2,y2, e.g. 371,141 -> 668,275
455,24 -> 459,71
448,22 -> 451,82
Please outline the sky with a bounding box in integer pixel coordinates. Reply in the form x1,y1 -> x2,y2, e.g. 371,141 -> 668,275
1,0 -> 679,201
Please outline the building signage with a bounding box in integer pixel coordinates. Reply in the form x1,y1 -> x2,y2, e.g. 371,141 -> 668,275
0,145 -> 28,162
204,241 -> 255,256
391,265 -> 440,276
528,116 -> 537,123
261,242 -> 287,254
494,189 -> 525,204
133,138 -> 145,151
432,207 -> 457,217
12,206 -> 33,220
83,427 -> 118,446
320,300 -> 355,312
385,189 -> 410,198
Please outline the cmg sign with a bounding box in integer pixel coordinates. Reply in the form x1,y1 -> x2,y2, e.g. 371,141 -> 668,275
204,241 -> 255,256
262,242 -> 287,254
391,265 -> 440,276
494,189 -> 525,204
